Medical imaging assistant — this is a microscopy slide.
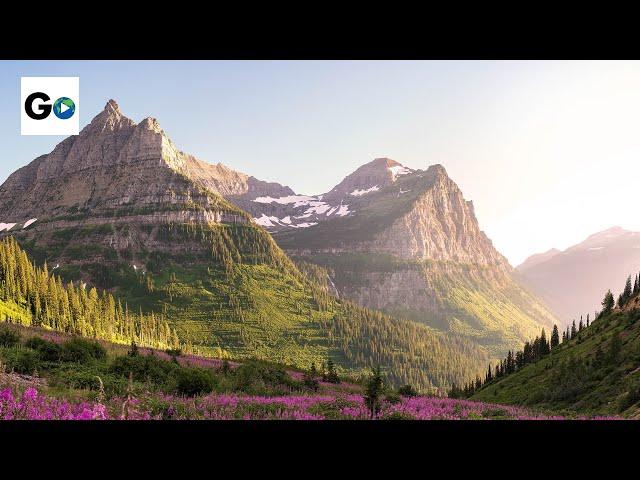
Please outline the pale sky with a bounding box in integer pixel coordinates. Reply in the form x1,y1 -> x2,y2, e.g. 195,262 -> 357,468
1,60 -> 639,266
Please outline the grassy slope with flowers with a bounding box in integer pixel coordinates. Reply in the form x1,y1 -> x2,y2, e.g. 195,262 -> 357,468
0,324 -> 606,420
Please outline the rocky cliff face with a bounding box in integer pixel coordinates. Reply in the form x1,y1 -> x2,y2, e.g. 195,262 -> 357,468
345,164 -> 507,265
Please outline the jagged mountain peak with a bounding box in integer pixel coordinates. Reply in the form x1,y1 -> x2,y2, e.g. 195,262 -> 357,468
82,98 -> 136,136
105,98 -> 121,114
349,156 -> 411,178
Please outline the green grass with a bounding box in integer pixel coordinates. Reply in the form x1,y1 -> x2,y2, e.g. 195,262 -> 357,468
472,308 -> 640,416
0,324 -> 318,400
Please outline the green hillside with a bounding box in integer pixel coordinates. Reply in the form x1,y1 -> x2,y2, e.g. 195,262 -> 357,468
3,223 -> 489,392
292,252 -> 556,360
470,294 -> 640,417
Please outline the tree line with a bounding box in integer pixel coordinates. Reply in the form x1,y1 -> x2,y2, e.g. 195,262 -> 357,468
0,237 -> 180,349
598,270 -> 640,316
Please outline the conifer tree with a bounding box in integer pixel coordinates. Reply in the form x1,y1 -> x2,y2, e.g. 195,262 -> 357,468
551,325 -> 560,349
622,275 -> 633,305
303,362 -> 319,391
535,329 -> 549,357
485,364 -> 493,383
602,290 -> 614,314
515,351 -> 524,369
364,366 -> 384,419
323,358 -> 340,384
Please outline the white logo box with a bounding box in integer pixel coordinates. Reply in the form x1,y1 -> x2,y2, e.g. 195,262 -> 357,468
21,77 -> 80,136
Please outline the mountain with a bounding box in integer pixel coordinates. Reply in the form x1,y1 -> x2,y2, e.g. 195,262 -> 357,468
250,158 -> 558,359
517,226 -> 640,325
471,284 -> 640,417
0,100 -> 489,391
0,100 -> 292,221
517,248 -> 561,271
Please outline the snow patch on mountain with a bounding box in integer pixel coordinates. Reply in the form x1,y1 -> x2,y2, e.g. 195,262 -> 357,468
253,195 -> 318,207
253,214 -> 319,229
388,165 -> 413,180
292,222 -> 318,228
303,202 -> 332,215
335,205 -> 350,216
254,214 -> 282,227
23,218 -> 37,228
0,223 -> 16,232
350,185 -> 379,196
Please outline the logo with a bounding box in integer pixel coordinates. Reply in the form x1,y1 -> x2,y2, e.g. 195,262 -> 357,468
21,77 -> 79,135
52,97 -> 76,120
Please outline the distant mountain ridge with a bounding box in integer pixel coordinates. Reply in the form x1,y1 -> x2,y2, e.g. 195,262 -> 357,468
517,226 -> 640,325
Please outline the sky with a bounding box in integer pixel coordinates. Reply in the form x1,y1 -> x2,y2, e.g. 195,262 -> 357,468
2,60 -> 640,266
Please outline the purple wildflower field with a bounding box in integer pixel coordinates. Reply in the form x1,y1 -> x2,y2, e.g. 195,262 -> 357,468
0,326 -> 623,421
0,378 -> 620,421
